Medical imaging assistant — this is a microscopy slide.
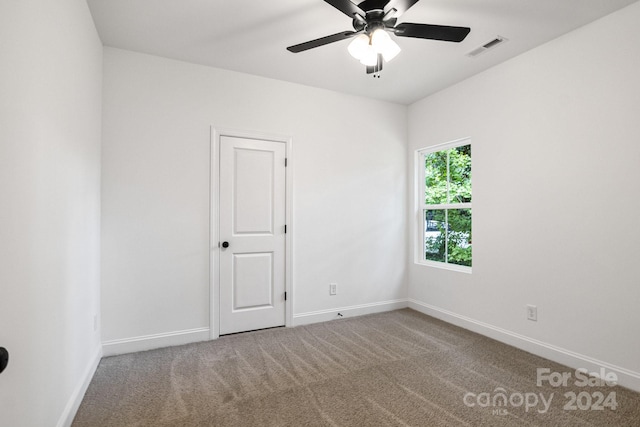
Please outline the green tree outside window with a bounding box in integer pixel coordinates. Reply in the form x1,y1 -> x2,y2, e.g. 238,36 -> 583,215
422,143 -> 472,267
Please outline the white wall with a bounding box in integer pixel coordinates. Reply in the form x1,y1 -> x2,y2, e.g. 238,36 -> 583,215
0,1 -> 102,426
101,48 -> 407,347
408,2 -> 640,389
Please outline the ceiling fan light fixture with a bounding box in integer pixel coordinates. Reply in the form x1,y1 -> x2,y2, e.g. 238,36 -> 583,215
371,29 -> 401,62
348,34 -> 370,60
359,43 -> 378,66
381,41 -> 401,62
370,28 -> 390,46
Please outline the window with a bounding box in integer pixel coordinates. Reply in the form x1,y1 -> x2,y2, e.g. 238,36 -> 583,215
417,139 -> 472,271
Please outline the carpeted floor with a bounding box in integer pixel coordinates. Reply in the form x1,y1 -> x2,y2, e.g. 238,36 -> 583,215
73,309 -> 640,426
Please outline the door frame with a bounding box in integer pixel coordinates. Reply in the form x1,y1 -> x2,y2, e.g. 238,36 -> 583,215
210,127 -> 293,339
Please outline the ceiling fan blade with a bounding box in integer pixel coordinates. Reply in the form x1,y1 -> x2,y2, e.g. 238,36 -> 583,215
385,0 -> 421,18
287,31 -> 359,53
324,0 -> 366,19
394,23 -> 470,42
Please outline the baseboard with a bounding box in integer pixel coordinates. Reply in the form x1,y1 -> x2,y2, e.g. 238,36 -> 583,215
56,345 -> 103,427
293,299 -> 408,326
102,327 -> 210,357
408,299 -> 640,392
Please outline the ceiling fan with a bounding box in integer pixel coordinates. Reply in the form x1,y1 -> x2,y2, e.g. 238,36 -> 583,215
287,0 -> 470,76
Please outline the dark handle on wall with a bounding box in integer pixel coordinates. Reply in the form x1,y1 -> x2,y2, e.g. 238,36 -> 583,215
0,347 -> 8,374
221,241 -> 229,248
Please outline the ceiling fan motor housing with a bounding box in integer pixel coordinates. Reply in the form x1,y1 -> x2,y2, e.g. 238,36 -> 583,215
353,0 -> 397,32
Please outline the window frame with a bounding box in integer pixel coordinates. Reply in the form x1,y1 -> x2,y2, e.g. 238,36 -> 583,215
415,137 -> 472,273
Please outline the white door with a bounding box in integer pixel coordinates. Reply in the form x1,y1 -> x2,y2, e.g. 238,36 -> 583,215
219,135 -> 286,335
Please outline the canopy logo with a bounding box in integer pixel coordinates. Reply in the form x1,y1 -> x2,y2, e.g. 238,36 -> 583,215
463,388 -> 554,414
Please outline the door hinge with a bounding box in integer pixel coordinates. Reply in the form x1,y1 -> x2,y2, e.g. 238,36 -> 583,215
284,291 -> 287,301
285,158 -> 288,167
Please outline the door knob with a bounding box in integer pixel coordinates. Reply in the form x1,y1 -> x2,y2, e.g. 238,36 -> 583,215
0,347 -> 8,374
221,241 -> 229,248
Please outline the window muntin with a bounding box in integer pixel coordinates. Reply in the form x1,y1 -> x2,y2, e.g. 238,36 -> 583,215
418,140 -> 472,270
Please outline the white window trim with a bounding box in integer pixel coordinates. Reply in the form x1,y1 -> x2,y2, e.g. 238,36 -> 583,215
414,137 -> 472,273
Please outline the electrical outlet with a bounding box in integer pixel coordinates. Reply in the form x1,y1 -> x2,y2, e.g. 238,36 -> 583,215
527,305 -> 537,321
330,283 -> 337,295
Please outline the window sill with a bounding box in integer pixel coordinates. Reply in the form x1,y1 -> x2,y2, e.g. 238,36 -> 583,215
415,259 -> 472,274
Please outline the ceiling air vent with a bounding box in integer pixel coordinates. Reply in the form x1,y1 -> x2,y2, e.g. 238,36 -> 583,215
466,36 -> 507,58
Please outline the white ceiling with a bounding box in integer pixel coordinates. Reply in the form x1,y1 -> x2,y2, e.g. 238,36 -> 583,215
87,0 -> 638,105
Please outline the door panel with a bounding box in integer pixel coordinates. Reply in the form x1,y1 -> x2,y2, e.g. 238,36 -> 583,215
233,148 -> 274,234
232,252 -> 273,310
219,136 -> 286,335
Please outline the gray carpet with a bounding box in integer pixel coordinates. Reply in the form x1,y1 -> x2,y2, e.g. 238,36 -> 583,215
73,309 -> 640,426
